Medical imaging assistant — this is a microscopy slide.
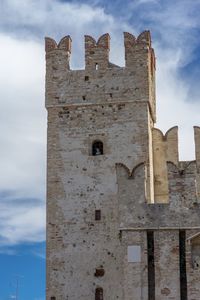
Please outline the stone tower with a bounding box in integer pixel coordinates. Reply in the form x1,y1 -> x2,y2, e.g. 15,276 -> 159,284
45,31 -> 200,300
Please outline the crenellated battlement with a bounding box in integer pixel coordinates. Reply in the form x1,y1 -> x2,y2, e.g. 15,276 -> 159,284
115,126 -> 200,206
124,31 -> 155,70
45,31 -> 156,120
45,31 -> 155,67
152,125 -> 200,203
116,162 -> 145,178
85,33 -> 110,71
45,36 -> 72,53
85,33 -> 110,49
124,31 -> 151,46
194,126 -> 200,168
153,126 -> 200,166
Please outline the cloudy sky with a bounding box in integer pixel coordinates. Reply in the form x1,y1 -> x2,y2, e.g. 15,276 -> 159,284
0,0 -> 200,299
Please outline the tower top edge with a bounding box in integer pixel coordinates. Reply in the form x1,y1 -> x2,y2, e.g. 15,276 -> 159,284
45,30 -> 153,53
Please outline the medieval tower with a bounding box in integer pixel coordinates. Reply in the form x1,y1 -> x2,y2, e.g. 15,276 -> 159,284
45,31 -> 200,300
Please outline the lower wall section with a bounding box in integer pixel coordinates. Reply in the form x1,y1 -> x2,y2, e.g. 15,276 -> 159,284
47,227 -> 200,300
186,230 -> 200,300
122,231 -> 148,300
121,229 -> 200,300
154,230 -> 180,300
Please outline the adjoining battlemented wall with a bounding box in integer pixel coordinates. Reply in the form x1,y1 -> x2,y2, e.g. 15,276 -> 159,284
45,31 -> 200,300
152,126 -> 178,203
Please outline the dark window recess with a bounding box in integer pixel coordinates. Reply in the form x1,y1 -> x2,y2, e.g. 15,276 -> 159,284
51,297 -> 56,300
82,96 -> 86,100
95,287 -> 103,300
147,231 -> 155,300
191,235 -> 200,269
85,76 -> 89,81
179,230 -> 188,300
95,210 -> 101,221
92,141 -> 103,156
94,268 -> 105,277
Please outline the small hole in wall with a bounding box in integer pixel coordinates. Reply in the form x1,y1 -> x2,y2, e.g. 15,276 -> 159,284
95,63 -> 99,70
85,76 -> 89,81
94,268 -> 105,277
95,210 -> 101,221
82,96 -> 86,100
51,297 -> 56,300
95,287 -> 103,300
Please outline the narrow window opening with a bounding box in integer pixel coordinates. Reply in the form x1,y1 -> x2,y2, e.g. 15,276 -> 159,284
191,234 -> 200,269
95,210 -> 101,221
147,231 -> 155,300
82,96 -> 86,100
95,287 -> 103,300
95,63 -> 99,70
85,76 -> 89,81
179,230 -> 187,300
94,268 -> 105,277
92,141 -> 103,156
51,297 -> 56,300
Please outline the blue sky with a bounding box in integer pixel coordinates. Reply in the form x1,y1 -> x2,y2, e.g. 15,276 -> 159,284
0,0 -> 200,299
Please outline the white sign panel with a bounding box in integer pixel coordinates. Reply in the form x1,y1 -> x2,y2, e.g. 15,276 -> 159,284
128,245 -> 141,262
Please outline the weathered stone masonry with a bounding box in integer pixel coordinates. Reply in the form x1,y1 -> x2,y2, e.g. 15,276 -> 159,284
45,31 -> 200,300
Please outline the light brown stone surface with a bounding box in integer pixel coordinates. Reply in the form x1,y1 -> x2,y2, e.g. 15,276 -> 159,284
45,31 -> 200,300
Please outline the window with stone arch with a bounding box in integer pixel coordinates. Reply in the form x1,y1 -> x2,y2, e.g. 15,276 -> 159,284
92,140 -> 103,156
95,287 -> 103,300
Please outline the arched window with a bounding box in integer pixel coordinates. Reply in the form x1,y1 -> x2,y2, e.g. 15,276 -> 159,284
92,141 -> 103,156
95,287 -> 103,300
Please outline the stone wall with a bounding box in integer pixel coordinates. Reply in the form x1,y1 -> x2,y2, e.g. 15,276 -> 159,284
45,31 -> 200,300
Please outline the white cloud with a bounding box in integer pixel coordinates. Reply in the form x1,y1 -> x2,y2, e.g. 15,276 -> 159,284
0,34 -> 46,200
155,47 -> 200,160
31,248 -> 46,259
137,0 -> 158,3
0,248 -> 17,255
0,33 -> 46,246
0,197 -> 45,245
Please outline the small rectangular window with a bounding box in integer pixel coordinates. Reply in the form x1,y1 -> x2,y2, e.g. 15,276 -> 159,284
94,268 -> 105,277
95,210 -> 101,221
95,287 -> 103,300
92,141 -> 103,156
51,297 -> 56,300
